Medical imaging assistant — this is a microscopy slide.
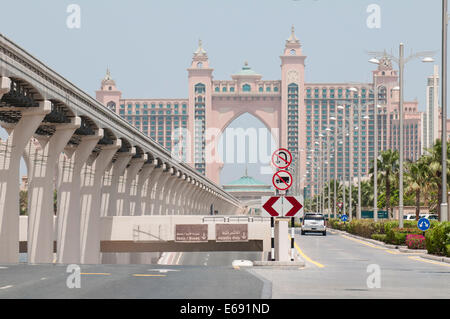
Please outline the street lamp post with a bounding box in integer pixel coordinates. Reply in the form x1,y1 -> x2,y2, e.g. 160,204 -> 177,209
368,46 -> 434,226
367,66 -> 380,222
350,87 -> 362,219
441,0 -> 448,222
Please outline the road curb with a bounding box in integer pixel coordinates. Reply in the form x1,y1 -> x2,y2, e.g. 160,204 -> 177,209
419,254 -> 450,264
398,248 -> 427,254
253,260 -> 305,268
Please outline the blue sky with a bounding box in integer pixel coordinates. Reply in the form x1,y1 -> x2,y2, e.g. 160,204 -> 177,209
0,0 -> 445,185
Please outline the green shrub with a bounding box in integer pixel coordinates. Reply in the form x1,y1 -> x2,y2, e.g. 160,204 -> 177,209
425,221 -> 450,256
328,218 -> 347,231
385,227 -> 422,245
403,220 -> 418,229
383,221 -> 399,235
371,234 -> 387,242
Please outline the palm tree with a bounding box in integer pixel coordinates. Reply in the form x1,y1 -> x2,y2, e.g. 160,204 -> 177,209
421,139 -> 450,219
360,180 -> 373,208
370,149 -> 399,219
405,159 -> 428,220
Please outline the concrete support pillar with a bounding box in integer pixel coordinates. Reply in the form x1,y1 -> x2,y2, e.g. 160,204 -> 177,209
123,155 -> 146,216
188,183 -> 200,214
212,196 -> 220,214
144,164 -> 164,215
80,140 -> 120,264
56,130 -> 103,264
217,200 -> 225,215
193,184 -> 204,214
102,150 -> 134,217
181,180 -> 195,214
26,117 -> 80,264
0,77 -> 11,99
115,147 -> 137,216
0,100 -> 51,263
192,185 -> 204,214
177,177 -> 192,214
134,161 -> 155,216
144,165 -> 165,215
171,174 -> 187,214
205,192 -> 214,215
152,166 -> 171,215
205,192 -> 214,214
197,189 -> 209,214
162,170 -> 179,215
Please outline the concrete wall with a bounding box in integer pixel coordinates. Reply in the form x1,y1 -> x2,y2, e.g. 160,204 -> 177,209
19,215 -> 271,253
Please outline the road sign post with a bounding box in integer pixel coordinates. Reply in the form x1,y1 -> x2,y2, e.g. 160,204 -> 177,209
264,149 -> 303,262
271,217 -> 275,261
417,217 -> 431,236
290,216 -> 295,261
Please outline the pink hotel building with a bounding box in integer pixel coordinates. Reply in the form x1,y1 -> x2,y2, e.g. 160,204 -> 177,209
96,27 -> 423,198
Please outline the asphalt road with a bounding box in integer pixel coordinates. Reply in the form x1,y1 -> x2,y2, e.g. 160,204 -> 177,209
251,229 -> 450,298
161,251 -> 263,266
0,263 -> 264,299
1,230 -> 449,298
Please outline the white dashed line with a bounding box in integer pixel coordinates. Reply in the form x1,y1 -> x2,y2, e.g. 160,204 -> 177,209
0,285 -> 13,290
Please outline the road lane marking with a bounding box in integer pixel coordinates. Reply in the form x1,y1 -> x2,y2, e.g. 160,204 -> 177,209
385,249 -> 401,255
0,285 -> 13,290
340,235 -> 409,256
133,274 -> 167,277
290,235 -> 325,268
176,252 -> 183,265
408,256 -> 450,268
80,273 -> 111,275
147,269 -> 179,273
341,235 -> 386,250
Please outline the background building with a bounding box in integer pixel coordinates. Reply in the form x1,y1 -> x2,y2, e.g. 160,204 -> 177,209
222,169 -> 273,215
96,28 -> 424,199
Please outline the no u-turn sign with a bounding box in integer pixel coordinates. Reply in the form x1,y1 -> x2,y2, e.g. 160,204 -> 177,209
272,148 -> 293,169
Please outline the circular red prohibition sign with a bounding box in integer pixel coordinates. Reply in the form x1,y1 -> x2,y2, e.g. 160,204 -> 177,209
272,148 -> 293,169
272,170 -> 293,191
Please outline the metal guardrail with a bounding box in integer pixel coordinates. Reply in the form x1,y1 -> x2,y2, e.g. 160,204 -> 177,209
202,216 -> 271,223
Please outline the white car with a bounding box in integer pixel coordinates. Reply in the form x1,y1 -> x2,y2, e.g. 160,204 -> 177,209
301,213 -> 326,236
403,214 -> 416,220
419,214 -> 439,220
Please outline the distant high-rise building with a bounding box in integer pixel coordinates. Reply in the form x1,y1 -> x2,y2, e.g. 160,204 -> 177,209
95,28 -> 424,198
422,65 -> 440,153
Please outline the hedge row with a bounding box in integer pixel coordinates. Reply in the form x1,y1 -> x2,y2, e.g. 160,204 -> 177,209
425,222 -> 450,257
327,219 -> 450,256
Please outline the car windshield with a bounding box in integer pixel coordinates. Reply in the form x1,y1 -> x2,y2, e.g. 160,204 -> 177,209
304,215 -> 324,221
